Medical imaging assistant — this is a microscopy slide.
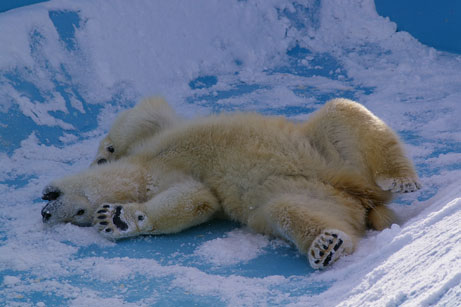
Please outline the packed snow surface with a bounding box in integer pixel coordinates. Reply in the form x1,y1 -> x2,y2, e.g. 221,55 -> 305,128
0,0 -> 460,306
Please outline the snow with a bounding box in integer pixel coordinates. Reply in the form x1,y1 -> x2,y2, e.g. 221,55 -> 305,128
0,0 -> 460,306
194,229 -> 271,266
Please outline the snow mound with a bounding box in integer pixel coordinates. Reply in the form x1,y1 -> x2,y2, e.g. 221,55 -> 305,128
194,229 -> 271,266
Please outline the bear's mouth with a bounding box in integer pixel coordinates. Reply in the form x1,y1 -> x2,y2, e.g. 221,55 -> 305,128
41,203 -> 93,227
41,200 -> 90,226
71,220 -> 93,227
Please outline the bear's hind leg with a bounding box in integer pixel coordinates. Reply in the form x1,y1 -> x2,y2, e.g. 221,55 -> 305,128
248,194 -> 362,269
302,98 -> 421,193
94,179 -> 220,240
375,176 -> 421,194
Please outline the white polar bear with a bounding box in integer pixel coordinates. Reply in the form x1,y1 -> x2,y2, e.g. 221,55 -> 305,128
41,98 -> 420,269
91,97 -> 179,166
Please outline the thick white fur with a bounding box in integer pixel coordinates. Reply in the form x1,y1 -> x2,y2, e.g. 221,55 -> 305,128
44,98 -> 420,269
91,97 -> 178,166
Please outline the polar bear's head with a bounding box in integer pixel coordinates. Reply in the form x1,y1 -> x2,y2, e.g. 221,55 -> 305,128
41,179 -> 95,227
41,162 -> 146,226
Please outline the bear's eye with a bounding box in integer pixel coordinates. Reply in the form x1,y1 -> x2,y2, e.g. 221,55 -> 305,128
76,209 -> 85,216
106,145 -> 115,153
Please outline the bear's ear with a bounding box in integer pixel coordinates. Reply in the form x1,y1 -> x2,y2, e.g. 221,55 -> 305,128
42,186 -> 61,201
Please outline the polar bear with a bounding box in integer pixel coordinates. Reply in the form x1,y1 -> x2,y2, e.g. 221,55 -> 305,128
91,97 -> 179,166
41,98 -> 420,269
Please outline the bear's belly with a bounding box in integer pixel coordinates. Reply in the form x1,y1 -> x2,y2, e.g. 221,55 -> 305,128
205,171 -> 322,223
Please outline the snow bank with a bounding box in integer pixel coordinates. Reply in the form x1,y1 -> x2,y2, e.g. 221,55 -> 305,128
297,183 -> 461,306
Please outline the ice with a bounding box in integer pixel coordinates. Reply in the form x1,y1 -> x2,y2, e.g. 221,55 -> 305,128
0,0 -> 460,305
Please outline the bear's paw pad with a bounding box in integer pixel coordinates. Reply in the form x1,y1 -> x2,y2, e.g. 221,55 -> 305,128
94,204 -> 144,239
376,177 -> 421,193
308,229 -> 353,270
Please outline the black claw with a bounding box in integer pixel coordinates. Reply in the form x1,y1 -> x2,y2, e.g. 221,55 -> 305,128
97,215 -> 106,219
103,205 -> 110,209
100,221 -> 108,226
105,228 -> 112,233
333,239 -> 343,251
138,215 -> 144,221
323,252 -> 333,267
319,251 -> 325,257
314,260 -> 320,264
322,244 -> 328,250
97,210 -> 107,214
331,233 -> 338,238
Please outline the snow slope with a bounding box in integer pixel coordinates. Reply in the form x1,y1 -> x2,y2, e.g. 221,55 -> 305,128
0,0 -> 460,306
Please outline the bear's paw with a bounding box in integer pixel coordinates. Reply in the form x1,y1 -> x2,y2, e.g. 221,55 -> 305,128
308,229 -> 353,270
94,203 -> 147,240
376,176 -> 421,193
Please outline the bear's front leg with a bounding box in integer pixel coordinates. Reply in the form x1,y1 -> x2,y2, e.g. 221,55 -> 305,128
94,179 -> 220,240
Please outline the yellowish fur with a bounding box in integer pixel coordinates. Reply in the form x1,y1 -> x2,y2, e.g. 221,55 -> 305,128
301,99 -> 419,187
43,98 -> 420,269
301,98 -> 419,228
367,205 -> 398,231
91,97 -> 178,166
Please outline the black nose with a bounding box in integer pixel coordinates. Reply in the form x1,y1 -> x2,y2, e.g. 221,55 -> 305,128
41,207 -> 52,222
42,186 -> 61,201
97,158 -> 107,165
